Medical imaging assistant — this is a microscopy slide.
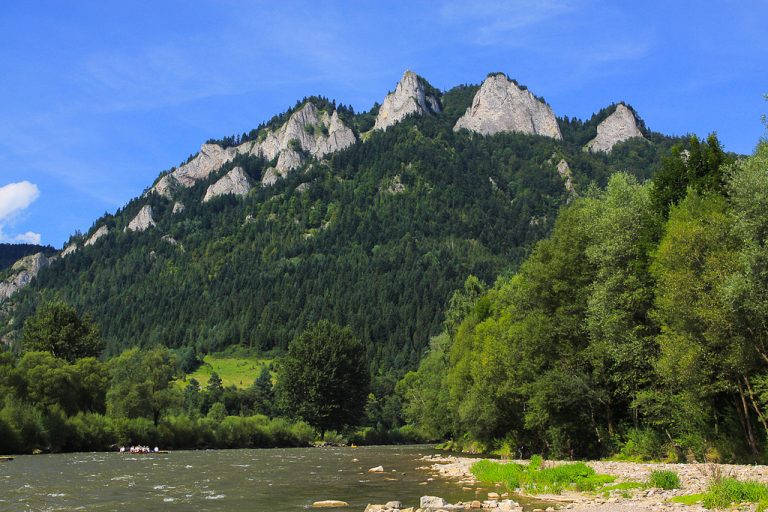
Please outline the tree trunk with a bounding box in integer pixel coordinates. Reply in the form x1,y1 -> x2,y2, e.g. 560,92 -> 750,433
737,381 -> 759,457
744,375 -> 768,437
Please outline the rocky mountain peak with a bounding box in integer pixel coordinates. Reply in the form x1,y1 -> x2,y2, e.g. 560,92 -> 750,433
203,166 -> 252,202
1,252 -> 50,302
150,101 -> 356,197
126,205 -> 156,232
373,70 -> 441,131
454,73 -> 562,139
586,103 -> 645,153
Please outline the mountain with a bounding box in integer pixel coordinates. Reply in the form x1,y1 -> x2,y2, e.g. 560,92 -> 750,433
0,243 -> 55,271
1,71 -> 682,371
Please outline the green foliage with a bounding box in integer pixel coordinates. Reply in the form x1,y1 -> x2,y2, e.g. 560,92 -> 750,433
22,301 -> 103,362
275,321 -> 369,433
0,243 -> 55,271
471,459 -> 615,494
702,478 -> 768,510
648,470 -> 681,490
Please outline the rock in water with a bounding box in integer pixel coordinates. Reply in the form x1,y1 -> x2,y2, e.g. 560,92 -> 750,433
84,225 -> 109,247
203,166 -> 252,202
586,103 -> 645,153
454,73 -> 561,139
368,465 -> 385,473
420,496 -> 447,508
126,205 -> 156,232
0,253 -> 49,302
312,500 -> 349,508
374,70 -> 441,131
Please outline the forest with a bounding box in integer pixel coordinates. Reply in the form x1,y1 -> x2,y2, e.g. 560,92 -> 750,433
5,81 -> 760,459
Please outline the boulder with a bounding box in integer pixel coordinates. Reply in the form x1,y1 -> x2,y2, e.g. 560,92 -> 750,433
585,103 -> 645,153
374,70 -> 441,131
454,73 -> 561,139
312,500 -> 349,508
419,496 -> 447,508
368,465 -> 385,473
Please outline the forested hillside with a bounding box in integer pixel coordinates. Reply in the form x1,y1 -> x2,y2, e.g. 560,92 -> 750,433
2,81 -> 680,374
400,135 -> 768,462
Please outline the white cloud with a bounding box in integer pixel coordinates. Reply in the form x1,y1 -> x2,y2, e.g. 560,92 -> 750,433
0,181 -> 41,244
12,231 -> 41,245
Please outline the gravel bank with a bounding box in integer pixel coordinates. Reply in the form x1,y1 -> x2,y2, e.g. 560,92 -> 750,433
418,455 -> 768,512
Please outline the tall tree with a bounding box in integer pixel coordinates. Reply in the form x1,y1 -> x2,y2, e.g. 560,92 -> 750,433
22,301 -> 104,362
275,320 -> 369,434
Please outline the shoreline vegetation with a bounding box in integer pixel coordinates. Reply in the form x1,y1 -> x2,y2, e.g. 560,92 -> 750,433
409,455 -> 768,512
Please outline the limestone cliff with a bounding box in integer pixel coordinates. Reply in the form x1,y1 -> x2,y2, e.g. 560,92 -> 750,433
586,104 -> 645,153
374,70 -> 441,131
84,225 -> 109,247
61,243 -> 78,258
454,74 -> 561,139
203,166 -> 252,202
0,253 -> 49,302
150,102 -> 356,196
126,205 -> 156,232
556,159 -> 575,196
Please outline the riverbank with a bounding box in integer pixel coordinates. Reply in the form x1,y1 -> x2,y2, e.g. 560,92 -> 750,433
417,455 -> 768,511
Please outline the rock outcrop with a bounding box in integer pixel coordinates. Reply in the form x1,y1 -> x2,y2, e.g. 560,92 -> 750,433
374,70 -> 441,131
126,205 -> 156,232
84,225 -> 109,247
61,243 -> 78,257
556,159 -> 575,195
150,102 -> 356,197
586,103 -> 644,153
172,202 -> 185,214
0,253 -> 49,302
203,167 -> 252,202
454,74 -> 561,139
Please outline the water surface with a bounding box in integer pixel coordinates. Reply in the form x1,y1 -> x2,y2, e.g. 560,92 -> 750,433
0,445 -> 539,511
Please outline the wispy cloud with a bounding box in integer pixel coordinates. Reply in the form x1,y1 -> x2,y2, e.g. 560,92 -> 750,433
0,181 -> 42,244
440,0 -> 575,45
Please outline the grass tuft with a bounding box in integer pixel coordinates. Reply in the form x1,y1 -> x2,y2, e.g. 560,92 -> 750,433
648,470 -> 681,490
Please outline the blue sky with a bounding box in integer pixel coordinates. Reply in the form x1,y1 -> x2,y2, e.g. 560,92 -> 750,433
0,1 -> 766,247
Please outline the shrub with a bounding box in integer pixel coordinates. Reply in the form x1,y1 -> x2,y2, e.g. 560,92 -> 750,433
648,470 -> 681,490
703,478 -> 768,510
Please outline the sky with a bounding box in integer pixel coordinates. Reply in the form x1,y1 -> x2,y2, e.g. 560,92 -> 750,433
0,1 -> 766,248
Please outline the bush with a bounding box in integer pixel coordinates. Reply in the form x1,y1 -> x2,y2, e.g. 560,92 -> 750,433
471,459 -> 614,494
648,470 -> 681,490
703,478 -> 768,510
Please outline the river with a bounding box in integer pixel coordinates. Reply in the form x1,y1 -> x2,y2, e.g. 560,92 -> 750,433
0,445 -> 544,511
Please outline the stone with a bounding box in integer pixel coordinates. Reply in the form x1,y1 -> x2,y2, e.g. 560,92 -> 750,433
374,70 -> 441,131
419,496 -> 447,508
126,205 -> 156,232
161,235 -> 179,246
0,253 -> 50,302
488,492 -> 500,500
172,202 -> 185,214
385,501 -> 403,509
369,465 -> 385,473
203,166 -> 252,202
586,103 -> 645,153
312,500 -> 349,508
84,225 -> 109,247
470,500 -> 482,509
454,73 -> 561,139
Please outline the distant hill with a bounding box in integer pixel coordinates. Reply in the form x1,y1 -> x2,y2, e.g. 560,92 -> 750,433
2,71 -> 683,373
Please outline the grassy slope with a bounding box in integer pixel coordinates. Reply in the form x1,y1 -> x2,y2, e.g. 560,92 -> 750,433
179,354 -> 272,389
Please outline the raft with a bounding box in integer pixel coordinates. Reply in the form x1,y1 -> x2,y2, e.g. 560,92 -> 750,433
0,456 -> 14,462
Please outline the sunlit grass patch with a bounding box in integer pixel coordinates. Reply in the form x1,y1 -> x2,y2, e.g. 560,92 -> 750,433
179,354 -> 272,389
470,459 -> 615,494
